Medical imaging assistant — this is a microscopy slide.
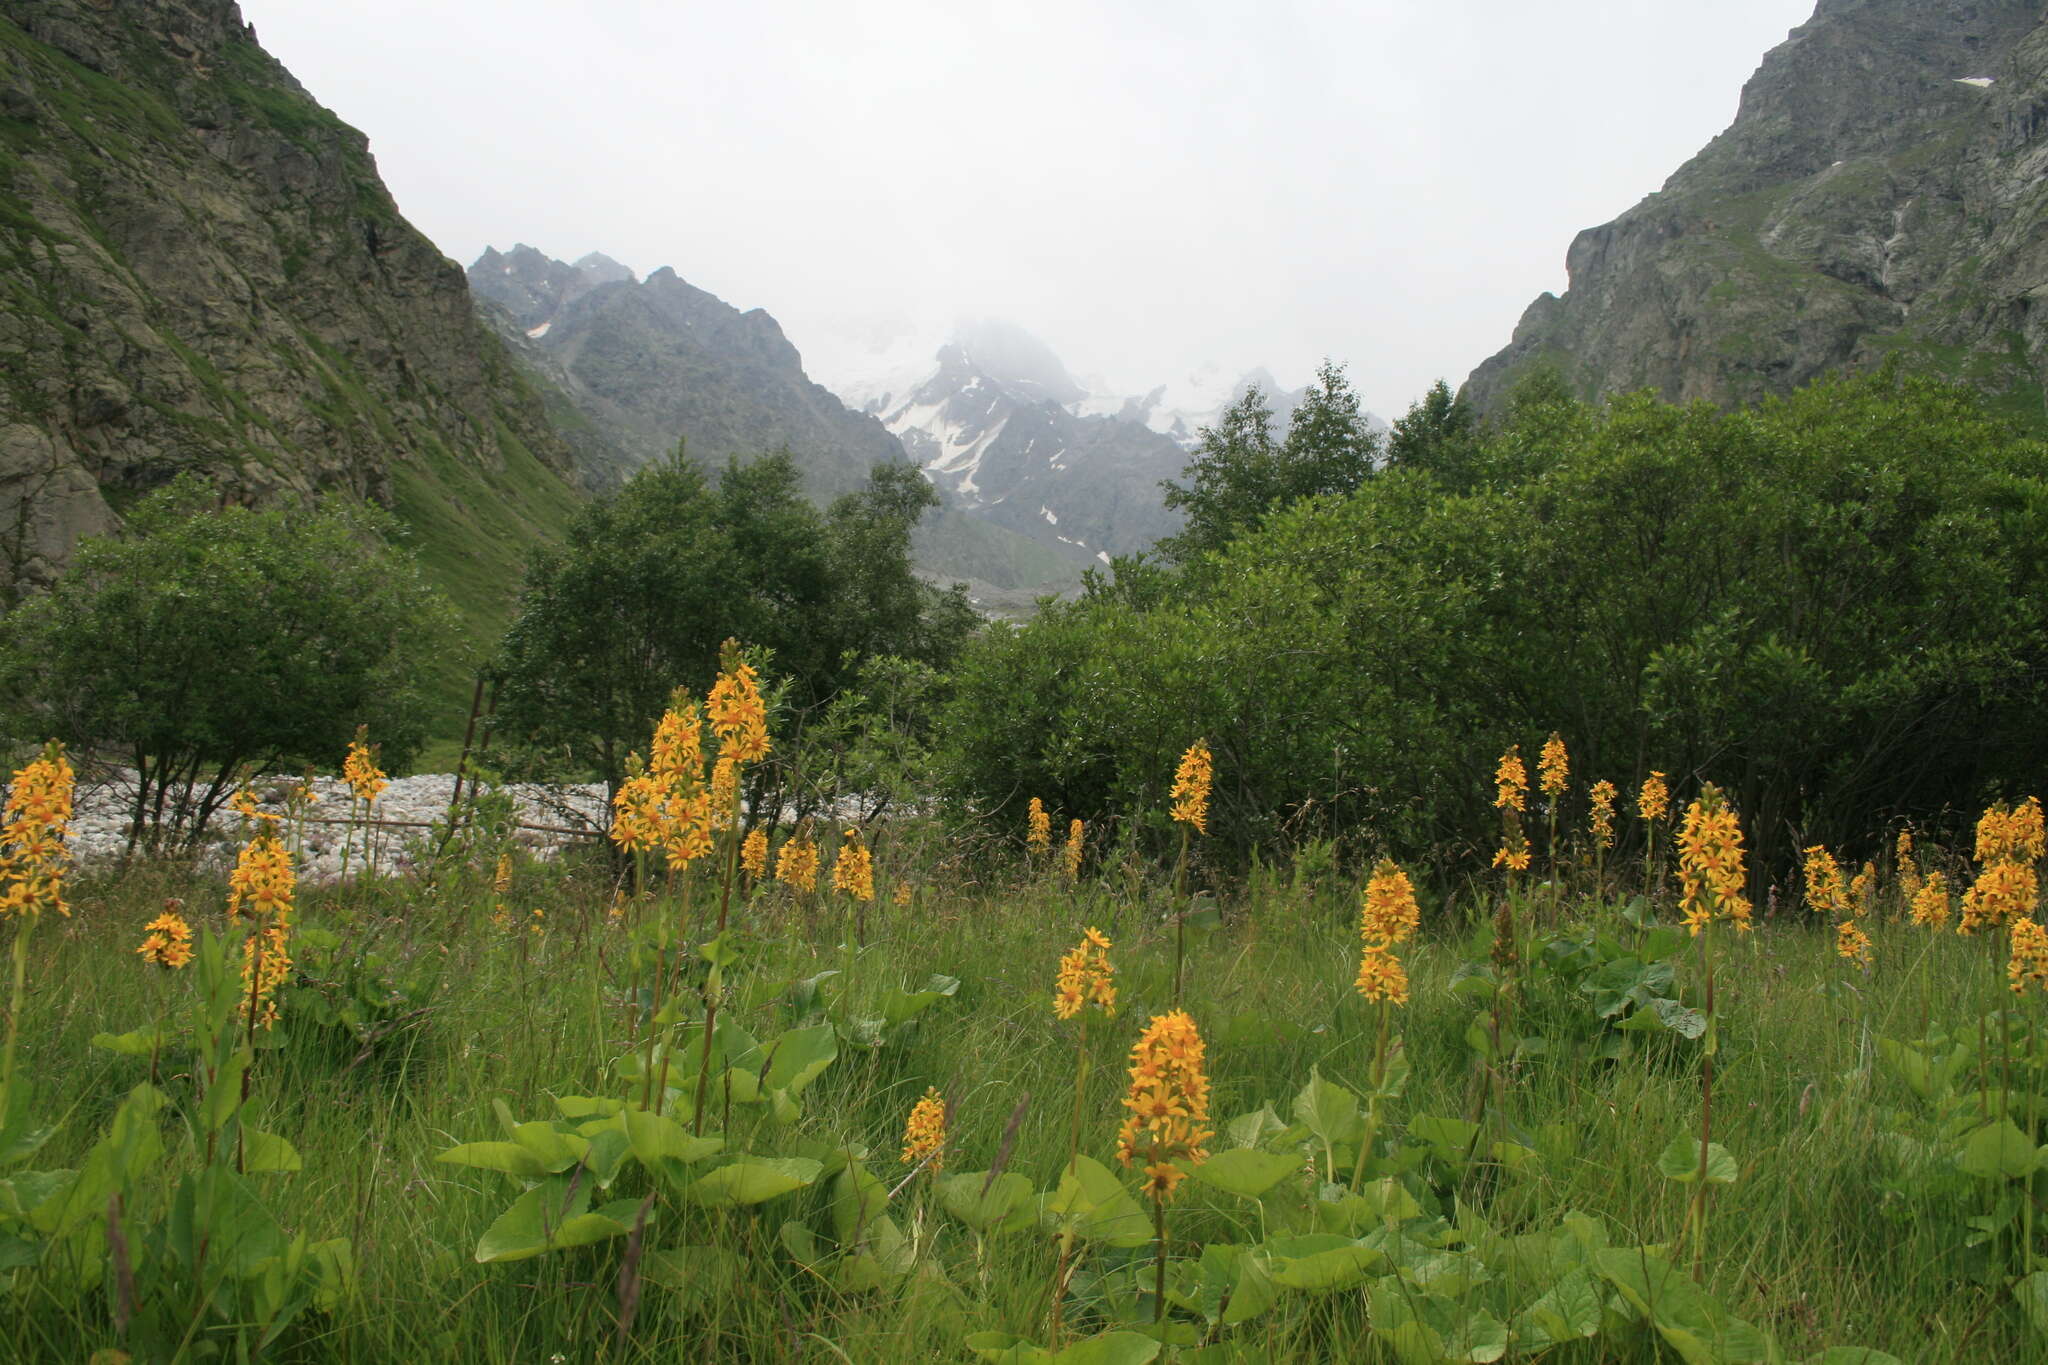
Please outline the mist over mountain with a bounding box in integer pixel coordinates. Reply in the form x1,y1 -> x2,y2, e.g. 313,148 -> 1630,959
1467,0 -> 2048,421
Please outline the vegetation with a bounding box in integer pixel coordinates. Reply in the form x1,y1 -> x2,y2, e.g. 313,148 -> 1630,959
946,372 -> 2048,874
0,478 -> 451,850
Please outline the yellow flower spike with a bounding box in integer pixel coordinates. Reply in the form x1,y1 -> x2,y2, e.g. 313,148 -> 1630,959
1053,927 -> 1117,1020
1354,945 -> 1409,1005
1589,780 -> 1618,850
706,655 -> 771,765
1896,828 -> 1922,901
1848,862 -> 1877,919
899,1087 -> 947,1170
893,880 -> 913,908
1803,845 -> 1849,918
0,742 -> 74,920
1170,741 -> 1213,835
832,830 -> 874,902
136,911 -> 194,969
343,726 -> 387,804
1637,770 -> 1670,824
1538,733 -> 1569,799
1063,819 -> 1085,879
226,828 -> 295,925
1675,785 -> 1752,936
1027,798 -> 1052,854
776,834 -> 819,895
239,923 -> 292,1030
1910,871 -> 1951,929
740,828 -> 769,878
2010,917 -> 2048,995
1494,746 -> 1528,813
1835,918 -> 1872,968
1360,858 -> 1420,947
649,694 -> 705,787
1115,1010 -> 1211,1202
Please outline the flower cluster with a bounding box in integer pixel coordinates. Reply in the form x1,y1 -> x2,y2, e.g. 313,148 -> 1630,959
1356,858 -> 1421,1006
343,726 -> 387,804
1116,1010 -> 1212,1202
1836,917 -> 1872,968
1062,819 -> 1085,880
136,909 -> 193,969
893,880 -> 913,908
1027,798 -> 1051,854
899,1087 -> 947,1170
776,832 -> 819,894
1848,862 -> 1877,919
832,829 -> 874,903
1170,741 -> 1213,834
1054,927 -> 1116,1020
227,828 -> 295,923
1910,871 -> 1951,929
241,925 -> 293,1030
706,656 -> 771,765
1896,827 -> 1922,901
1538,732 -> 1569,799
610,696 -> 719,872
740,828 -> 768,878
1802,845 -> 1849,917
1675,785 -> 1752,936
1960,799 -> 2043,936
0,742 -> 73,920
2010,917 -> 2048,995
1637,770 -> 1670,825
1589,780 -> 1618,850
1494,746 -> 1528,812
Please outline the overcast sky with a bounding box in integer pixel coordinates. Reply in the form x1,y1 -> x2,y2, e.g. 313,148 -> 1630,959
247,0 -> 1816,413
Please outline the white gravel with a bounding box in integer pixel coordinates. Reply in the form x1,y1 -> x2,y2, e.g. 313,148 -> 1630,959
60,770 -> 611,882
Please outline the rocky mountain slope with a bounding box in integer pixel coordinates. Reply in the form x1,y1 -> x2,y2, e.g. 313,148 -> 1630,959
0,0 -> 585,725
1467,0 -> 2048,423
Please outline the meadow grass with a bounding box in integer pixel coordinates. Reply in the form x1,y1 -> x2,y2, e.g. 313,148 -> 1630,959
5,838 -> 2037,1363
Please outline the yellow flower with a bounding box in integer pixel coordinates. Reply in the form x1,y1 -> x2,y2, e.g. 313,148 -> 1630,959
1494,746 -> 1528,812
708,756 -> 739,827
706,655 -> 772,765
832,829 -> 874,902
1053,927 -> 1116,1020
1835,918 -> 1872,968
343,726 -> 387,804
0,742 -> 74,920
1491,845 -> 1531,873
227,828 -> 295,925
136,911 -> 193,969
899,1087 -> 947,1170
1637,770 -> 1670,824
1360,858 -> 1420,947
1170,741 -> 1213,835
894,880 -> 913,908
1896,827 -> 1922,901
1027,797 -> 1051,854
649,694 -> 705,786
609,755 -> 664,855
1062,819 -> 1085,879
776,833 -> 819,894
1910,871 -> 1950,929
2010,917 -> 2048,995
1960,860 -> 2038,936
1589,780 -> 1618,850
1675,785 -> 1751,936
240,923 -> 292,1030
741,828 -> 769,878
1538,732 -> 1569,798
1353,944 -> 1409,1005
493,853 -> 513,895
1114,1010 -> 1211,1202
1802,845 -> 1849,918
1848,861 -> 1877,919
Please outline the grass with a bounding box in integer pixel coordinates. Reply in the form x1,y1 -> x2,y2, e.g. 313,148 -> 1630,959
5,823 -> 2042,1362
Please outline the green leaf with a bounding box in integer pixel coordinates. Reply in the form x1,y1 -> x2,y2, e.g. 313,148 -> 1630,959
1958,1119 -> 2041,1180
1409,1114 -> 1480,1164
1052,1331 -> 1164,1365
1595,1247 -> 1774,1364
616,1108 -> 723,1166
1047,1155 -> 1152,1247
1264,1233 -> 1385,1291
685,1157 -> 822,1207
939,1171 -> 1036,1234
241,1127 -> 301,1173
436,1142 -> 552,1180
1191,1148 -> 1302,1199
763,1024 -> 838,1095
1291,1068 -> 1363,1146
2017,1268 -> 2048,1340
90,1026 -> 169,1057
1797,1352 -> 1905,1365
1656,1134 -> 1739,1185
1512,1267 -> 1602,1348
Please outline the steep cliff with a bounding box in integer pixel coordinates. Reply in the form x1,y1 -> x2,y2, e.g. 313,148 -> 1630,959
1466,0 -> 2048,423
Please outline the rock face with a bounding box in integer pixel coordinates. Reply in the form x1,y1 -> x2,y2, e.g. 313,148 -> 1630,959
468,244 -> 908,497
1466,0 -> 2048,422
0,0 -> 580,592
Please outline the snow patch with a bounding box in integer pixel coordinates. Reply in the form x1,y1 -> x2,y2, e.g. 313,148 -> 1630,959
1956,76 -> 1995,88
1097,550 -> 1111,565
1040,505 -> 1058,526
525,321 -> 552,339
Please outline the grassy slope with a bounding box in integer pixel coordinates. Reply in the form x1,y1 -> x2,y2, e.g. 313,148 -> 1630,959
12,836 -> 2035,1361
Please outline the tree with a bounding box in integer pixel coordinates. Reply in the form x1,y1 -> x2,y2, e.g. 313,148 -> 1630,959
493,448 -> 972,792
1160,360 -> 1379,561
1385,379 -> 1476,479
0,476 -> 453,849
